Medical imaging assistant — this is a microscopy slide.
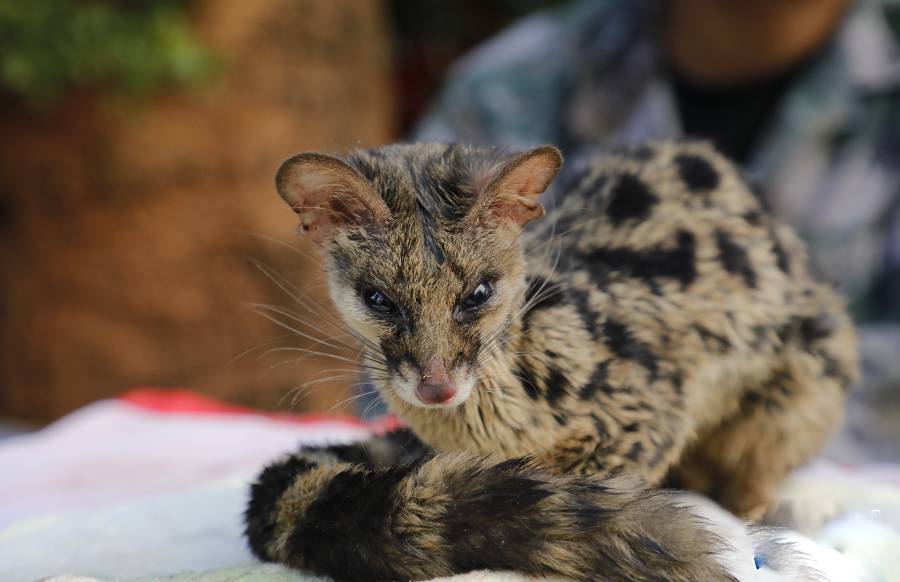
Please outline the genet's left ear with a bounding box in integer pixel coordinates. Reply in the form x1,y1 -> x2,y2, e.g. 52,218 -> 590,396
468,145 -> 563,227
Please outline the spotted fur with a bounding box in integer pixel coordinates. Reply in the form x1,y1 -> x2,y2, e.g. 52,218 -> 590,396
246,141 -> 858,581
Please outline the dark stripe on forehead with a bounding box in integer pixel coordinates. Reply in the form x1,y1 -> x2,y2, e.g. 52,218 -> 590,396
416,199 -> 446,265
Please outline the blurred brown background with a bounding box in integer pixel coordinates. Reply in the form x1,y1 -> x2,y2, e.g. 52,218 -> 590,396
0,0 -> 559,425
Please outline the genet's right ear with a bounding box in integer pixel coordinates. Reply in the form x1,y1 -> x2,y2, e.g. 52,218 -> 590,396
275,153 -> 389,242
465,145 -> 563,228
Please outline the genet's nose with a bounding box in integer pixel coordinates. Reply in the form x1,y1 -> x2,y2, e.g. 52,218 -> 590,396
416,358 -> 458,405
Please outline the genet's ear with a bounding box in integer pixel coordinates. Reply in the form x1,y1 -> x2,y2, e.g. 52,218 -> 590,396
468,145 -> 563,227
275,153 -> 389,242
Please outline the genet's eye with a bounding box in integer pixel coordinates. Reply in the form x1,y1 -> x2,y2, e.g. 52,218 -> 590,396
362,288 -> 397,315
460,281 -> 493,311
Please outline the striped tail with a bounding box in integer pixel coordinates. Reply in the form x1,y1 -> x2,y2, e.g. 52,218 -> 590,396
245,437 -> 736,581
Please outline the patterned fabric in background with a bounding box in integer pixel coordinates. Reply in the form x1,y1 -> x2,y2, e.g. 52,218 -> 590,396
415,0 -> 900,462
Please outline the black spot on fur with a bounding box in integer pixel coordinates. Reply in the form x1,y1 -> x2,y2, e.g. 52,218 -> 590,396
740,390 -> 763,413
670,370 -> 685,396
287,465 -> 417,580
568,286 -> 601,339
742,210 -> 763,226
524,276 -> 565,312
545,364 -> 572,405
606,173 -> 659,225
521,276 -> 566,334
715,230 -> 757,288
798,314 -> 836,346
579,361 -> 612,401
772,236 -> 791,274
583,230 -> 697,290
245,456 -> 318,561
625,441 -> 645,462
741,371 -> 791,413
515,361 -> 541,400
675,154 -> 719,192
602,319 -> 659,380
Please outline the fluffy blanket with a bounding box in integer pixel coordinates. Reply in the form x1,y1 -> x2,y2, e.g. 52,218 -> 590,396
2,390 -> 898,582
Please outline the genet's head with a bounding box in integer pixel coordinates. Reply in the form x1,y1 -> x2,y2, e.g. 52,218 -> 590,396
275,143 -> 562,408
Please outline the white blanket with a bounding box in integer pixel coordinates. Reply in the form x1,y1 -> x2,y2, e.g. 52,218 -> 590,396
2,394 -> 898,582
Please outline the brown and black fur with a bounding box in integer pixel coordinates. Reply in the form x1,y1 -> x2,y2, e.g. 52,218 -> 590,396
245,141 -> 858,581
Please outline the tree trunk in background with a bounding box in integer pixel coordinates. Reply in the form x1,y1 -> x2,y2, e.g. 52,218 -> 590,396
0,0 -> 393,423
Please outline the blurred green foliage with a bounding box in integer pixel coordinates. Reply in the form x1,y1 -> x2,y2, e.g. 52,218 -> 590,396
0,0 -> 218,107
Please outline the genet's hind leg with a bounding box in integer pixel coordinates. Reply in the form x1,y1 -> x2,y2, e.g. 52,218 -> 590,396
670,340 -> 853,522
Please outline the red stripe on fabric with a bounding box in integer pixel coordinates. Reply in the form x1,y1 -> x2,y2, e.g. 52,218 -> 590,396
118,387 -> 402,432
